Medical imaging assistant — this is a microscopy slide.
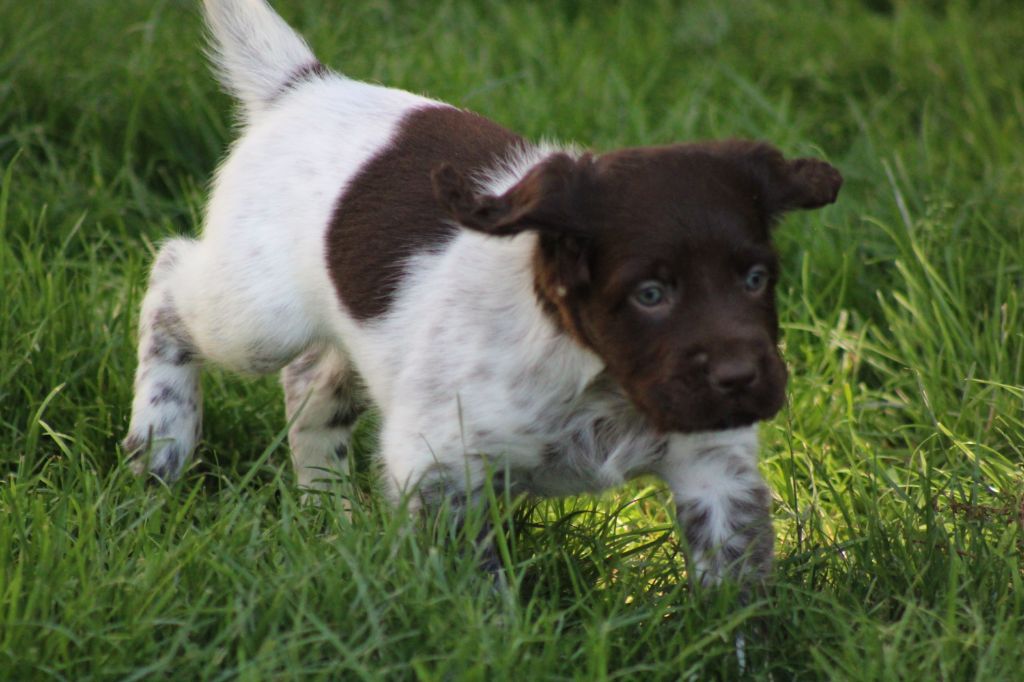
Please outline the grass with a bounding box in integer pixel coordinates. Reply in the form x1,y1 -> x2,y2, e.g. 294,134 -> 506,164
2,0 -> 1023,678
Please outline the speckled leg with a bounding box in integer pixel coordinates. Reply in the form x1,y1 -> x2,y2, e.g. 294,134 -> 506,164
281,343 -> 365,492
659,432 -> 773,671
659,430 -> 774,586
123,240 -> 202,482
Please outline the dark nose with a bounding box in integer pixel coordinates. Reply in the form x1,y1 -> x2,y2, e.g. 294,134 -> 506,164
708,357 -> 759,394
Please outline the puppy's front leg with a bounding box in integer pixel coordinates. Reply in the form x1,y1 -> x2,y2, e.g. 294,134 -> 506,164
659,429 -> 773,670
657,428 -> 774,586
380,424 -> 506,576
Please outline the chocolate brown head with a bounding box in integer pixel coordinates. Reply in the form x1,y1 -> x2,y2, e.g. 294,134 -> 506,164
433,141 -> 842,432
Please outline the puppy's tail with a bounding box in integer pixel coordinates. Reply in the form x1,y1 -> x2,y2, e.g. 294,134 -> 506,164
203,0 -> 329,124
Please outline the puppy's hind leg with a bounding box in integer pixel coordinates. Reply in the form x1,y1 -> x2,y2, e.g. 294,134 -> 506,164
281,343 -> 366,494
123,239 -> 203,482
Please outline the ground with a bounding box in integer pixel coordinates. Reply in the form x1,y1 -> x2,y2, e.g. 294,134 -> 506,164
1,0 -> 1022,678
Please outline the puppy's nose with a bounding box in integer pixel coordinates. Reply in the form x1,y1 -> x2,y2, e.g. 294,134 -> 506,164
708,357 -> 759,394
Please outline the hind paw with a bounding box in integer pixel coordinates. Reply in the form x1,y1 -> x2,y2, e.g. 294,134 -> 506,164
123,430 -> 190,482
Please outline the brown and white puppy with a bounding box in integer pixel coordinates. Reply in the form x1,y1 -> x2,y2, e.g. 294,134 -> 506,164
124,0 -> 842,587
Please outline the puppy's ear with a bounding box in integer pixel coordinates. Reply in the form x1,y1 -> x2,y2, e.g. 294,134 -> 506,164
773,156 -> 844,211
712,141 -> 843,219
432,153 -> 591,236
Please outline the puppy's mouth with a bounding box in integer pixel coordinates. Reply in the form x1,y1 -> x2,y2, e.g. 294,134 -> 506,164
709,411 -> 760,431
652,405 -> 774,434
633,383 -> 785,434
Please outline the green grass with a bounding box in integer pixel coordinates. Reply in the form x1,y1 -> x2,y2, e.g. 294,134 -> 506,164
2,0 -> 1023,678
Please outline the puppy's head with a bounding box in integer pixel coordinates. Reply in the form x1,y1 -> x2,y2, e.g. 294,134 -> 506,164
433,141 -> 842,433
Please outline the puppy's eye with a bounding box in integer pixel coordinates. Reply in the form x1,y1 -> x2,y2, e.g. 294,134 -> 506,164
744,265 -> 770,293
632,280 -> 669,309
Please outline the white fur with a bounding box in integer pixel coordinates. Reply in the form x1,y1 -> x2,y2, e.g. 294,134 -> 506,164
125,0 -> 773,583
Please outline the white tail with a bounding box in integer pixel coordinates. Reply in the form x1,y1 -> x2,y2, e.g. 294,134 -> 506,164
203,0 -> 326,124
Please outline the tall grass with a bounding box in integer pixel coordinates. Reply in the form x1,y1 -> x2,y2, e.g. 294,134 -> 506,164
2,0 -> 1022,678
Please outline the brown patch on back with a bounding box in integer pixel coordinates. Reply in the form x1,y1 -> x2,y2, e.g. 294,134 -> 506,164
327,105 -> 523,320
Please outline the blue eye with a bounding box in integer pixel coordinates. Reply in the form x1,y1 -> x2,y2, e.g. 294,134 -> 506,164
744,265 -> 769,293
632,281 -> 668,308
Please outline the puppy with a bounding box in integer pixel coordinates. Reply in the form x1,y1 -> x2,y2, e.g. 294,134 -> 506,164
124,0 -> 841,585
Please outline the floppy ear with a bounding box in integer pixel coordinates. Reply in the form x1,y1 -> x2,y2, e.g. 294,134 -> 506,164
769,155 -> 844,212
431,153 -> 590,236
711,140 -> 843,219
